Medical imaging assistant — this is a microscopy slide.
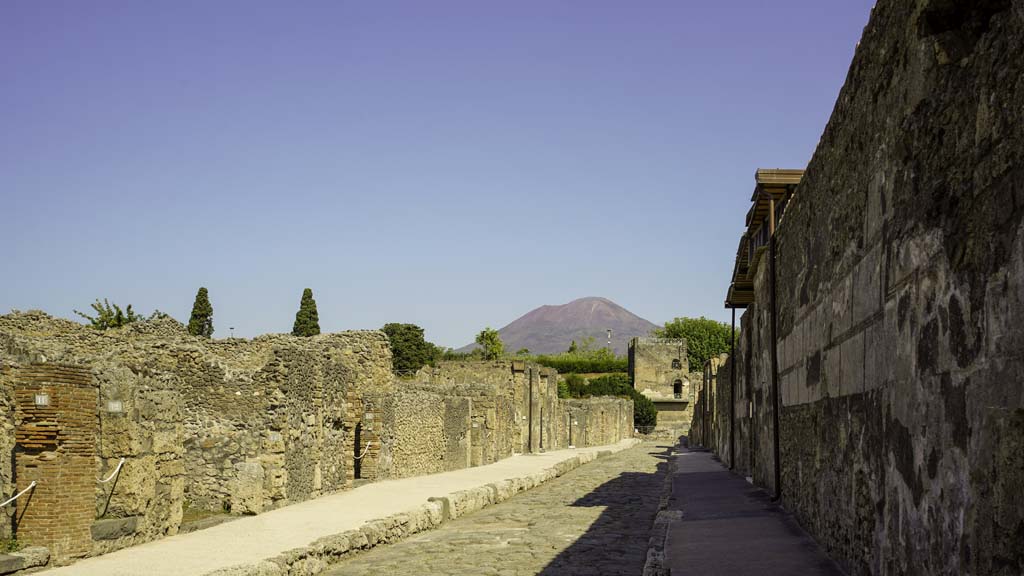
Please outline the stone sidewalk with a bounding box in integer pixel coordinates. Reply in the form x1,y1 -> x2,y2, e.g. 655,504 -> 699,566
37,439 -> 639,576
653,446 -> 844,575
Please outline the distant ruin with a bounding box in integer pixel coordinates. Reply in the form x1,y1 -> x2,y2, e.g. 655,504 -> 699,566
627,337 -> 695,432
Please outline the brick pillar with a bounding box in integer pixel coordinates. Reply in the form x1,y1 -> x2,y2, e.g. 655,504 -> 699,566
344,391 -> 380,485
13,364 -> 97,563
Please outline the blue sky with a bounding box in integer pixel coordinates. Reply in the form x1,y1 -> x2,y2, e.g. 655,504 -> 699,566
1,1 -> 875,347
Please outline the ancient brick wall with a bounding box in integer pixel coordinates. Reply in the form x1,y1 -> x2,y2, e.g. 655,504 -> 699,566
12,364 -> 97,563
695,1 -> 1024,573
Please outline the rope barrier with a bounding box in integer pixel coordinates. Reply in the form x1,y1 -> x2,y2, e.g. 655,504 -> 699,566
0,482 -> 36,507
99,458 -> 126,483
354,441 -> 372,460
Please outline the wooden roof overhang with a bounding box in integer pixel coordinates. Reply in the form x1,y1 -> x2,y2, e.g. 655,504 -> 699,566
725,168 -> 804,309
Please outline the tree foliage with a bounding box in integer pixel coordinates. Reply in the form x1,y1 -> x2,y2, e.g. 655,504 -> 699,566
474,327 -> 504,360
187,287 -> 214,338
653,316 -> 734,369
292,288 -> 321,337
559,373 -> 656,428
382,323 -> 440,372
74,299 -> 142,330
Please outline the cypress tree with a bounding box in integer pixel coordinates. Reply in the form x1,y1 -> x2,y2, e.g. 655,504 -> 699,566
187,287 -> 214,337
292,288 -> 321,337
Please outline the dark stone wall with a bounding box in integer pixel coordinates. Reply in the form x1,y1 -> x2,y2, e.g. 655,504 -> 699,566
696,1 -> 1024,574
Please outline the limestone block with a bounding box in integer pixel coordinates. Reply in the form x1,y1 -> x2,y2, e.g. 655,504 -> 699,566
90,516 -> 140,540
340,529 -> 368,550
229,461 -> 266,514
448,486 -> 492,519
290,557 -> 327,575
310,533 -> 350,557
263,431 -> 285,453
0,547 -> 49,574
420,500 -> 444,527
228,558 -> 272,576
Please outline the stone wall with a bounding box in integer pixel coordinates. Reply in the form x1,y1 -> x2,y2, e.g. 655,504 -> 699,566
555,397 -> 633,448
367,389 -> 472,479
0,311 -> 392,563
396,361 -> 634,471
693,1 -> 1024,574
0,315 -> 633,568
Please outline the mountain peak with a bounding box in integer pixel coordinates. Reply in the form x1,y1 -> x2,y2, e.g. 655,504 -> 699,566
460,297 -> 658,355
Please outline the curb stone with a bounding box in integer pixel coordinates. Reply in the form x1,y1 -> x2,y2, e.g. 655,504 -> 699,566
203,439 -> 640,576
643,444 -> 680,576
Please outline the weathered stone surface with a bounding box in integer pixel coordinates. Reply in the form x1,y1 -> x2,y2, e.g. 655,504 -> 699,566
693,1 -> 1024,574
0,546 -> 50,574
90,516 -> 140,541
203,560 -> 283,576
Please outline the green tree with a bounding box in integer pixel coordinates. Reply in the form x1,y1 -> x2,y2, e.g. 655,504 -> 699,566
653,316 -> 734,369
475,327 -> 504,360
74,299 -> 142,330
292,288 -> 321,337
187,287 -> 214,338
515,348 -> 530,356
567,340 -> 578,354
382,323 -> 439,372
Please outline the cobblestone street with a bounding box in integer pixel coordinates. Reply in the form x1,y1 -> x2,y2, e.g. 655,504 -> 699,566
326,442 -> 672,576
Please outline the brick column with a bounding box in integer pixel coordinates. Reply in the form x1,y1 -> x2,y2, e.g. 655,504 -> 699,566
13,364 -> 97,563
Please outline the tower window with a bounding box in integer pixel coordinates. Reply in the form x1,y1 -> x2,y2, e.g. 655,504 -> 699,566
671,359 -> 681,369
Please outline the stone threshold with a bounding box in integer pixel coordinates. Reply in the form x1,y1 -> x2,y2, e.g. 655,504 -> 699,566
205,440 -> 640,576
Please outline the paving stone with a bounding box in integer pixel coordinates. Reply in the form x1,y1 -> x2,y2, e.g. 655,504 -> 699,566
326,443 -> 672,576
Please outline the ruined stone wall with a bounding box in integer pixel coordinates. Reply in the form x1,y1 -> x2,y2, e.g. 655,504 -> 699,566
93,367 -> 185,556
555,397 -> 633,448
368,389 -> 472,479
696,2 -> 1024,574
0,365 -> 18,541
0,312 -> 392,560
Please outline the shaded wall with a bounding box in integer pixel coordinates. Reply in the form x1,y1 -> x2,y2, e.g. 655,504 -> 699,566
693,2 -> 1024,574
